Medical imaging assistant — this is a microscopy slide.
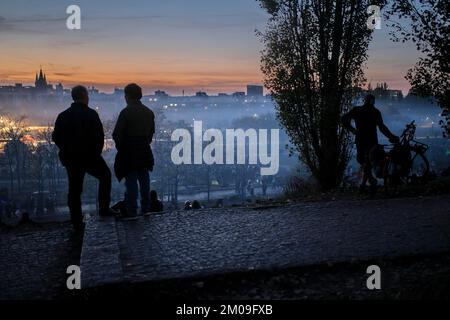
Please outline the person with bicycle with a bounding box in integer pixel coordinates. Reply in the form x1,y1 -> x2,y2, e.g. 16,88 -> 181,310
342,94 -> 399,194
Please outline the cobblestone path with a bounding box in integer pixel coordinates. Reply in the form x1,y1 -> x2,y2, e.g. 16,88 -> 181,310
80,195 -> 450,288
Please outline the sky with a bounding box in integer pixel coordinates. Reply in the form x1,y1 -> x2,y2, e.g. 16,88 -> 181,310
0,0 -> 420,95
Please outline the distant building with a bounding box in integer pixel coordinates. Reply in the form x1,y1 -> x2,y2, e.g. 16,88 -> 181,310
368,82 -> 403,101
114,88 -> 124,95
155,90 -> 169,98
195,91 -> 208,98
34,67 -> 52,92
247,85 -> 264,97
55,83 -> 64,93
232,92 -> 245,98
88,86 -> 99,94
0,67 -> 70,113
386,90 -> 403,100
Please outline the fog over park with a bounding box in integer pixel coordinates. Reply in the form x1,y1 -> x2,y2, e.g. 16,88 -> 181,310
0,82 -> 449,217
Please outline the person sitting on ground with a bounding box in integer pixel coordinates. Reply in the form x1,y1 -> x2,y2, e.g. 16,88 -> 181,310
19,211 -> 33,225
148,190 -> 164,213
214,199 -> 224,208
191,200 -> 202,210
184,201 -> 192,210
342,94 -> 399,194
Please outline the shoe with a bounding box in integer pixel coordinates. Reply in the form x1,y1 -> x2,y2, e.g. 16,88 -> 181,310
99,208 -> 119,217
369,183 -> 378,195
111,201 -> 127,215
369,178 -> 378,195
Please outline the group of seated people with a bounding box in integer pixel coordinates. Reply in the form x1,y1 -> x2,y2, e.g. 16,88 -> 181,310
184,200 -> 202,210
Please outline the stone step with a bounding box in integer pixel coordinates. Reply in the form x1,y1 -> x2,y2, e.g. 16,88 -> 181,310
80,216 -> 123,289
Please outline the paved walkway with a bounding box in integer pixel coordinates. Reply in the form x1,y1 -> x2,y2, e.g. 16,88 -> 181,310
0,223 -> 81,299
80,196 -> 450,288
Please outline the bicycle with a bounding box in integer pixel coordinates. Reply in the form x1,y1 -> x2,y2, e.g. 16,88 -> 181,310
371,121 -> 430,192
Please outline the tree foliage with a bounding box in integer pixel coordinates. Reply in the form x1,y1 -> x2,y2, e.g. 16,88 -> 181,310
387,0 -> 450,136
258,0 -> 385,189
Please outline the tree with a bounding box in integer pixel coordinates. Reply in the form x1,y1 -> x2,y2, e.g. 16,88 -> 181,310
387,0 -> 450,136
28,126 -> 61,214
103,114 -> 119,143
258,0 -> 385,190
36,125 -> 61,194
152,118 -> 187,207
0,115 -> 30,193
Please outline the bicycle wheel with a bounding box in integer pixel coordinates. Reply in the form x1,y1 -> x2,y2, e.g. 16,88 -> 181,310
409,151 -> 430,183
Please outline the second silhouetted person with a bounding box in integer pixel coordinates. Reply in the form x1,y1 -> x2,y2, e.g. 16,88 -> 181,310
113,83 -> 155,217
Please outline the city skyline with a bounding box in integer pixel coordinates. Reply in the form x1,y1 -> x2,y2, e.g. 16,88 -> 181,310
0,67 -> 408,99
0,0 -> 420,95
0,66 -> 266,97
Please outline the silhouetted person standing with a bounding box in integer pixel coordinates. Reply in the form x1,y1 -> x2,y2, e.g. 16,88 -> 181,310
113,83 -> 155,217
52,86 -> 114,230
342,94 -> 399,193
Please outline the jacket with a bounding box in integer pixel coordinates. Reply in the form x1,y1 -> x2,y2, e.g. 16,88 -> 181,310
112,101 -> 155,181
52,102 -> 104,167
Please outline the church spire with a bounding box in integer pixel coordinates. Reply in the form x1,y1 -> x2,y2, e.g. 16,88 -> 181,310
35,66 -> 48,90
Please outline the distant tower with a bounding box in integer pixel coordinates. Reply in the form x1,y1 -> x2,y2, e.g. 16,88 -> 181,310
35,67 -> 48,91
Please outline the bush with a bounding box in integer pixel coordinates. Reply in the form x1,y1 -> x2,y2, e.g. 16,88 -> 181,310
283,176 -> 320,199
